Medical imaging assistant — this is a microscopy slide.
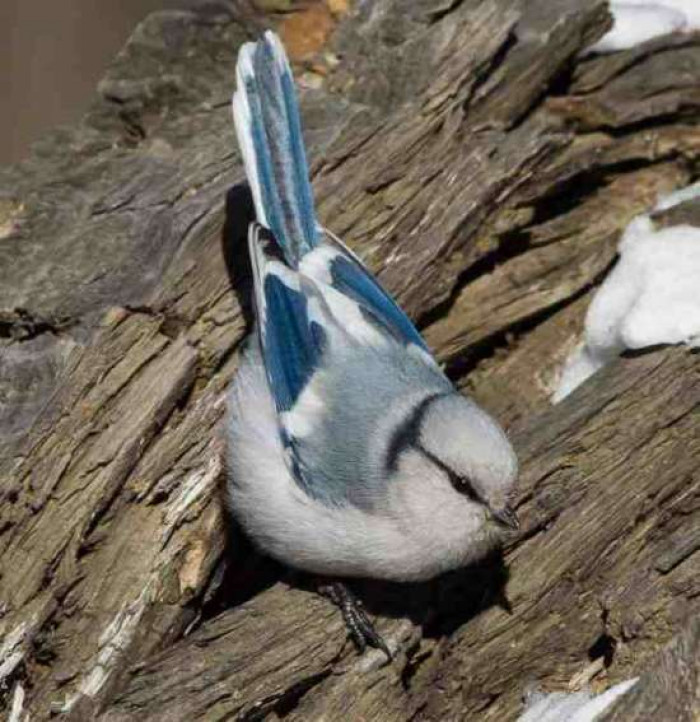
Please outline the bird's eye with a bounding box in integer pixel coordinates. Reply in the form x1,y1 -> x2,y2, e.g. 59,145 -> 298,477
450,473 -> 480,503
415,442 -> 483,503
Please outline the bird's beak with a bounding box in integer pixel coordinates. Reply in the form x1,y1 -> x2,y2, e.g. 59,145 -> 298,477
491,504 -> 519,530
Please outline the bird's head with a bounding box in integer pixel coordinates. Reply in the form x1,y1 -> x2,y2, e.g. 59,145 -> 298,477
413,393 -> 519,531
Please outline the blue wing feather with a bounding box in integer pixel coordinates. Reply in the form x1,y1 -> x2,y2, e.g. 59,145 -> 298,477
319,232 -> 431,352
329,254 -> 429,351
263,273 -> 321,411
251,228 -> 332,501
248,224 -> 325,416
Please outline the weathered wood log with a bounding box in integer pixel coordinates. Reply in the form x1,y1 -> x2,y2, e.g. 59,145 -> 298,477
1,0 -> 699,720
95,347 -> 700,721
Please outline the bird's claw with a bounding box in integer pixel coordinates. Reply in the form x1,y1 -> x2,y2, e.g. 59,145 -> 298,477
319,581 -> 392,661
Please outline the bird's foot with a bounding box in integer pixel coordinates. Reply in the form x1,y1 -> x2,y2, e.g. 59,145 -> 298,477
318,581 -> 392,662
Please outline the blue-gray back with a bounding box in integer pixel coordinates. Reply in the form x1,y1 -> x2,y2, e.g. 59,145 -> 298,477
293,341 -> 451,509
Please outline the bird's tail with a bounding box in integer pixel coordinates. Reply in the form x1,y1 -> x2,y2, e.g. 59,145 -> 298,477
232,31 -> 319,267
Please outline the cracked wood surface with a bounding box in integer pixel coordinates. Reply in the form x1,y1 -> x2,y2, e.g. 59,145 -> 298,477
1,0 -> 699,720
100,348 -> 700,722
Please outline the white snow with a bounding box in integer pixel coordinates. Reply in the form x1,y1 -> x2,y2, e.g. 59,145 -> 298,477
552,183 -> 700,402
589,1 -> 700,54
518,678 -> 639,722
654,180 -> 700,211
553,343 -> 609,402
659,0 -> 700,26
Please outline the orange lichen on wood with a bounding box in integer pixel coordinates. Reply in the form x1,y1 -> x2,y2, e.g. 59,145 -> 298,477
279,1 -> 348,62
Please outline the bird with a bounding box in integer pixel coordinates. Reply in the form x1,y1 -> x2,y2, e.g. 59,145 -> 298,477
226,30 -> 519,656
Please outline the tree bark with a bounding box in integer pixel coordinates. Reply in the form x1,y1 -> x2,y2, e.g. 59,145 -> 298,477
0,1 -> 698,720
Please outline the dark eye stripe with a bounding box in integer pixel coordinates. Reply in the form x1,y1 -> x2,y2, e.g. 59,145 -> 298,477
384,392 -> 450,473
416,443 -> 482,504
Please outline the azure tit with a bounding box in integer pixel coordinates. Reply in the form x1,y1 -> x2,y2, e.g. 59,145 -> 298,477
226,31 -> 519,654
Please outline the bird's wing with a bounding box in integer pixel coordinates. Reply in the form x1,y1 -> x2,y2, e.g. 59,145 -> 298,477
250,222 -> 431,416
249,223 -> 443,502
301,229 -> 433,355
250,222 -> 373,501
248,223 -> 326,417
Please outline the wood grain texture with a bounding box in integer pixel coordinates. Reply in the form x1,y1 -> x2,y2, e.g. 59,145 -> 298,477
1,1 -> 699,720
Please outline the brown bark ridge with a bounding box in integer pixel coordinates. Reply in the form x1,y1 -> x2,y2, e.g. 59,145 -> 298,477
1,0 -> 699,719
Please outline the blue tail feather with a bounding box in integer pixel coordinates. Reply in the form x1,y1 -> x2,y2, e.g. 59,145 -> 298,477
233,31 -> 318,267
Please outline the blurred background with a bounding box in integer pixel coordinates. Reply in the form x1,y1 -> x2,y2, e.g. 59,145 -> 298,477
0,0 -> 186,165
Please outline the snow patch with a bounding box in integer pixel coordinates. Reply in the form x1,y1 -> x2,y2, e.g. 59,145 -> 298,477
659,0 -> 700,25
589,1 -> 700,54
518,678 -> 639,722
552,343 -> 608,403
553,185 -> 700,401
654,180 -> 700,211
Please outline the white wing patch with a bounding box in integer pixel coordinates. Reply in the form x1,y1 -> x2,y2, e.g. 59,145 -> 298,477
280,371 -> 328,439
299,244 -> 342,284
303,275 -> 387,348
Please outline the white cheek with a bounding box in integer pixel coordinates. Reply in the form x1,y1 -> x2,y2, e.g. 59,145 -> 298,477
388,451 -> 494,568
